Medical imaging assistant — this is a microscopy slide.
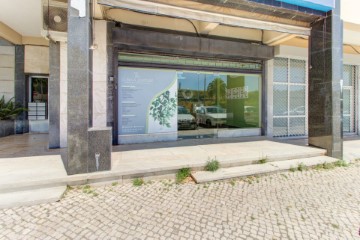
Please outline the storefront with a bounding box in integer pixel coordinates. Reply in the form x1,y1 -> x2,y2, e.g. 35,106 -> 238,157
112,25 -> 272,145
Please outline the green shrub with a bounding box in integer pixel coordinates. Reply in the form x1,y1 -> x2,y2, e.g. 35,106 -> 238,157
176,168 -> 191,183
205,158 -> 220,172
0,96 -> 27,120
132,178 -> 144,187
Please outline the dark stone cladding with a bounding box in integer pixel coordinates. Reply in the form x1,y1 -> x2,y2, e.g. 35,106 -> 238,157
88,127 -> 111,172
14,45 -> 29,134
308,0 -> 343,158
48,42 -> 60,149
113,28 -> 274,61
66,1 -> 112,175
66,0 -> 92,174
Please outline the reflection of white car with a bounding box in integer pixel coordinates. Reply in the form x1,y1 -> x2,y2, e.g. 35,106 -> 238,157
282,106 -> 305,116
196,106 -> 227,127
178,106 -> 197,130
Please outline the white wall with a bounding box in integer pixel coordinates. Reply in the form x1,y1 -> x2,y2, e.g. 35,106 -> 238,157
341,0 -> 360,25
92,20 -> 108,127
0,46 -> 15,101
24,45 -> 49,74
60,42 -> 67,148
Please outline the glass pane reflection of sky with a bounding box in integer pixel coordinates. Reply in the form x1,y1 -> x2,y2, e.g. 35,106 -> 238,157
177,71 -> 260,92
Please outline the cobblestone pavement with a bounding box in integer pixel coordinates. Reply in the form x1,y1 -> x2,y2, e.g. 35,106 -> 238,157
1,163 -> 360,240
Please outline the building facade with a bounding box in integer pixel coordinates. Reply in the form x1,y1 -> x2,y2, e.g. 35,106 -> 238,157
0,0 -> 359,175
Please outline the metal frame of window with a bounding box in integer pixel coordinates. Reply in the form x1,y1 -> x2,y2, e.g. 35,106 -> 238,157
272,57 -> 308,137
343,65 -> 357,134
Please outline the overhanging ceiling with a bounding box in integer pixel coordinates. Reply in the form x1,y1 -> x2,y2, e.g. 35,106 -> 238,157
99,0 -> 313,35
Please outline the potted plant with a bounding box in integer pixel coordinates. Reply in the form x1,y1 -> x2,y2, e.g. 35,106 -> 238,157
0,96 -> 27,137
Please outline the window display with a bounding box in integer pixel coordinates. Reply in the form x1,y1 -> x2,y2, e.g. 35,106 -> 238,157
177,71 -> 261,138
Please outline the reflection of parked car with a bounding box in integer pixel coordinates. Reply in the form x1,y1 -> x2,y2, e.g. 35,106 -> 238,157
196,106 -> 227,127
244,106 -> 257,114
283,106 -> 305,115
178,106 -> 197,130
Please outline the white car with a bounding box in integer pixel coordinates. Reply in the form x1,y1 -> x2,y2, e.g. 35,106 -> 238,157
177,106 -> 197,130
196,106 -> 227,127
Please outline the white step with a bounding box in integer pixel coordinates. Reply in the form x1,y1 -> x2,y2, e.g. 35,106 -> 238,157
0,186 -> 66,209
191,156 -> 339,183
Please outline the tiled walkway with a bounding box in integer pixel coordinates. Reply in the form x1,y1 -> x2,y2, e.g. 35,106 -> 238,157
1,162 -> 359,239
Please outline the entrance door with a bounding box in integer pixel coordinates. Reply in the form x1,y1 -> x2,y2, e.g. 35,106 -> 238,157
28,77 -> 48,120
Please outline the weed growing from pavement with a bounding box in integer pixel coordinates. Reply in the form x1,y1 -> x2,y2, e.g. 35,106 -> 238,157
82,185 -> 98,197
111,182 -> 118,186
205,157 -> 220,172
289,166 -> 296,172
132,178 -> 144,187
330,223 -> 340,229
229,179 -> 236,186
334,160 -> 348,167
313,160 -> 350,171
297,163 -> 308,172
280,174 -> 288,179
176,168 -> 191,183
258,157 -> 268,164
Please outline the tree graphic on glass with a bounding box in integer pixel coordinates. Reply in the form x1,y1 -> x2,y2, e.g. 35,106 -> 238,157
149,90 -> 177,128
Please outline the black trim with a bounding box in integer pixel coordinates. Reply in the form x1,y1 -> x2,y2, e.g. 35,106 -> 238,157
118,61 -> 263,75
113,28 -> 274,61
261,60 -> 267,136
112,46 -> 119,144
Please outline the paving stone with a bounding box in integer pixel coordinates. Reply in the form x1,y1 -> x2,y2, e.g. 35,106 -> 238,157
0,162 -> 360,239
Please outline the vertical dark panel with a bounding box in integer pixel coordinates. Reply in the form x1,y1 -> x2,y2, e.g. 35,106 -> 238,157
308,0 -> 343,158
14,45 -> 28,134
48,41 -> 60,148
261,60 -> 267,136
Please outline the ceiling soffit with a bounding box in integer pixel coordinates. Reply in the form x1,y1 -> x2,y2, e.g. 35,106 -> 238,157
140,0 -> 323,27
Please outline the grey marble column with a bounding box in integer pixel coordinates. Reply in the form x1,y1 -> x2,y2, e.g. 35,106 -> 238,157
48,42 -> 60,148
14,45 -> 28,134
67,0 -> 92,174
308,0 -> 343,158
66,0 -> 111,174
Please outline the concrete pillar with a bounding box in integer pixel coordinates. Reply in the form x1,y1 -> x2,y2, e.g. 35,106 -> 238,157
48,42 -> 60,148
66,0 -> 111,175
66,0 -> 92,174
308,0 -> 343,158
14,45 -> 28,134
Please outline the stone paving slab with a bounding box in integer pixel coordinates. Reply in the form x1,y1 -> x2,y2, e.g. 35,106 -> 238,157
0,155 -> 67,190
192,156 -> 339,183
112,140 -> 326,174
0,162 -> 359,239
343,140 -> 360,162
0,186 -> 66,209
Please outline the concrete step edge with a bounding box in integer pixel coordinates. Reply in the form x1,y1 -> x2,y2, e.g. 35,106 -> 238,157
191,156 -> 340,183
0,152 -> 328,193
0,186 -> 67,209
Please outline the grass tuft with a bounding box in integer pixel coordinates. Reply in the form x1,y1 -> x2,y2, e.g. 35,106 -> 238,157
297,163 -> 308,172
205,158 -> 220,172
132,178 -> 144,187
176,168 -> 191,183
